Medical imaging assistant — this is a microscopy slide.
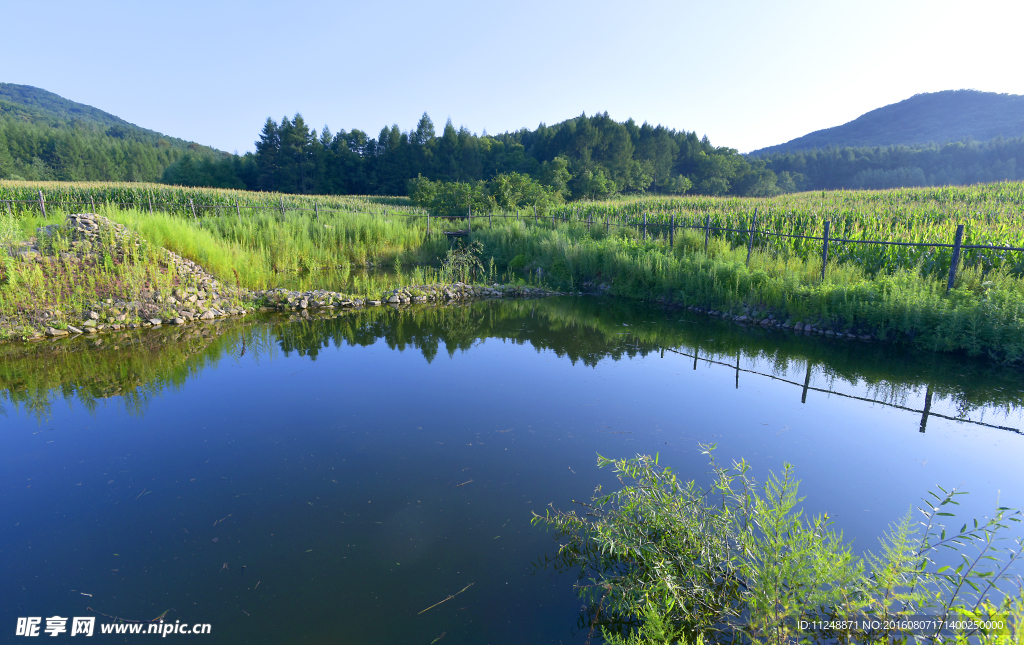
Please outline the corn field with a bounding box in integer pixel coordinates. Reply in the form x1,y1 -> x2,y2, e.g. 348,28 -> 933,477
546,182 -> 1024,277
0,180 -> 423,219
5,179 -> 1024,278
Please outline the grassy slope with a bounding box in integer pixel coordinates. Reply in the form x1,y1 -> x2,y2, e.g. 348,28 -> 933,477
3,181 -> 1024,362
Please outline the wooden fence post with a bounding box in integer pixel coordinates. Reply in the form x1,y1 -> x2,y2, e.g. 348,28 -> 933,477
90,195 -> 96,214
426,212 -> 430,235
746,208 -> 758,266
669,213 -> 675,248
467,203 -> 472,232
315,202 -> 320,222
38,191 -> 46,219
643,211 -> 648,240
703,214 -> 711,251
280,197 -> 285,220
148,195 -> 153,214
552,208 -> 555,228
534,204 -> 537,224
235,199 -> 241,224
946,224 -> 964,292
189,198 -> 197,221
606,216 -> 610,234
821,220 -> 830,282
488,209 -> 492,227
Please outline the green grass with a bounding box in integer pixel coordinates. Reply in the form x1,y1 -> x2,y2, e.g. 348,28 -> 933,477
541,183 -> 1024,278
468,219 -> 1024,363
6,180 -> 1024,362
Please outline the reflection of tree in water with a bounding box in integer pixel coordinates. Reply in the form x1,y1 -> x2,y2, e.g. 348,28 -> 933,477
263,299 -> 1024,424
0,321 -> 270,423
3,298 -> 1021,427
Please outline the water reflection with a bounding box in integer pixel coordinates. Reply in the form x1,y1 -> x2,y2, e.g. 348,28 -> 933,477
3,296 -> 1023,644
4,296 -> 1021,435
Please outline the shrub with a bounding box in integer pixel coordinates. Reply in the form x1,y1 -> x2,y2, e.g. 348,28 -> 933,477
533,447 -> 1024,644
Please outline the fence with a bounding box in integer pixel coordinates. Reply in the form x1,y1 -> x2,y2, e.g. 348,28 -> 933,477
5,192 -> 1024,289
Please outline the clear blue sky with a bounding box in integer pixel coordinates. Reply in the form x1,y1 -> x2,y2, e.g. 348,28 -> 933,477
3,0 -> 1021,154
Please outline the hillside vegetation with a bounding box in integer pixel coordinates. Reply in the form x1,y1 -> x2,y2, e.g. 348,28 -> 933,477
4,84 -> 1024,199
752,90 -> 1024,154
0,83 -> 226,183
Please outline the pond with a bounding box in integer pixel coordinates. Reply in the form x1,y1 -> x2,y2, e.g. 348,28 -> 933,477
2,296 -> 1023,643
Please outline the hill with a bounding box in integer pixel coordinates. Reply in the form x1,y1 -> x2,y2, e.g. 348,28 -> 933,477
0,83 -> 227,183
750,90 -> 1024,156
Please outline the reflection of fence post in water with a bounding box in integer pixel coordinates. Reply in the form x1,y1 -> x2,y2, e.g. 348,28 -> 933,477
693,348 -> 698,371
659,345 -> 1020,436
801,361 -> 812,404
919,384 -> 934,433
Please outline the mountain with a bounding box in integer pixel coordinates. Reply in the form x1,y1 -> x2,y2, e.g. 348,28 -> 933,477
0,83 -> 225,154
750,90 -> 1024,156
0,84 -> 227,183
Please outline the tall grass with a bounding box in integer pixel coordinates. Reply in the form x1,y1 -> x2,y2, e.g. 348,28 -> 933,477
471,220 -> 1024,362
105,205 -> 450,290
539,182 -> 1024,278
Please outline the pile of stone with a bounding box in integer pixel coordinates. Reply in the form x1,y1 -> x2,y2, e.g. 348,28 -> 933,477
683,304 -> 875,341
256,283 -> 559,312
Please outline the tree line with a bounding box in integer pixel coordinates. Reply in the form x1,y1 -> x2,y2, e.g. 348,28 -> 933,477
160,112 -> 790,200
5,99 -> 1023,198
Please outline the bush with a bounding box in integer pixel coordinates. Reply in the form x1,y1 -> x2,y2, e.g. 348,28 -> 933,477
533,448 -> 1024,644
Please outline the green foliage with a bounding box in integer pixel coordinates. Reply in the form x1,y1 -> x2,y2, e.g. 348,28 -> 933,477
0,84 -> 227,183
533,450 -> 1024,644
439,240 -> 485,283
408,177 -> 494,218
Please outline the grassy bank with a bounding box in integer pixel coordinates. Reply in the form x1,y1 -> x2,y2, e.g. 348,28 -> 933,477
4,180 -> 1024,362
470,220 -> 1024,362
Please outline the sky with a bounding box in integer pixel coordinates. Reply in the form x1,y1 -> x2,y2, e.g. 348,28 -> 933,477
3,0 -> 1023,155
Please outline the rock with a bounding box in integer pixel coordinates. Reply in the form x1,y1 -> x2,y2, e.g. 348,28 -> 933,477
149,318 -> 162,326
45,327 -> 68,337
387,295 -> 401,303
67,325 -> 83,335
88,311 -> 100,320
199,311 -> 216,320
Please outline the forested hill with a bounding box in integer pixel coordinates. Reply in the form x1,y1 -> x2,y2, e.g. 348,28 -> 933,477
4,83 -> 1024,198
751,90 -> 1024,156
0,83 -> 227,183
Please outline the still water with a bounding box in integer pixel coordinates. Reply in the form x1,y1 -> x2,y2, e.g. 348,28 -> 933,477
2,297 -> 1023,643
